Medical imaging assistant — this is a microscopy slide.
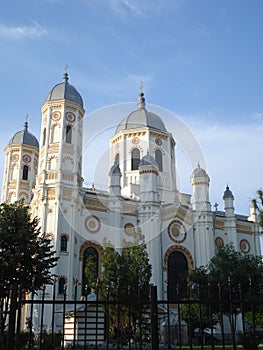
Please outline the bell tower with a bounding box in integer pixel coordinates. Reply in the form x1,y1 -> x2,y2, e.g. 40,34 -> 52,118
31,73 -> 85,235
2,119 -> 39,204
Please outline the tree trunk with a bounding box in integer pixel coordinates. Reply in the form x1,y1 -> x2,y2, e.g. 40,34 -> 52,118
7,282 -> 18,350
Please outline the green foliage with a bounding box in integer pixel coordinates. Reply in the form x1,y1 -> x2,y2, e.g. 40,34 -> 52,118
84,255 -> 98,290
0,200 -> 58,294
253,189 -> 263,228
188,244 -> 263,331
100,228 -> 152,344
0,200 -> 58,337
181,302 -> 215,336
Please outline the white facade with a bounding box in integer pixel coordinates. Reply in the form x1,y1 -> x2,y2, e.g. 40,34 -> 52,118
1,74 -> 261,329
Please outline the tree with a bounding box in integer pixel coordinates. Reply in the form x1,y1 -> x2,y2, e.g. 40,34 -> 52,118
98,228 -> 152,344
0,200 -> 58,348
188,244 -> 263,334
252,189 -> 263,228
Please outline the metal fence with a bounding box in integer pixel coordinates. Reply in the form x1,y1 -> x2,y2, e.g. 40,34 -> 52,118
2,282 -> 263,350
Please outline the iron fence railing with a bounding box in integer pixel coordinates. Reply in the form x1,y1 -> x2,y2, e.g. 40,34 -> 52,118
1,282 -> 263,350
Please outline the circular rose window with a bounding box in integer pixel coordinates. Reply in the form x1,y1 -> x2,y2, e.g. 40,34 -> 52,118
23,154 -> 31,163
124,223 -> 135,236
215,237 -> 224,247
85,215 -> 101,234
66,112 -> 76,122
52,111 -> 61,121
12,154 -> 19,162
240,239 -> 250,254
168,220 -> 187,243
132,137 -> 140,145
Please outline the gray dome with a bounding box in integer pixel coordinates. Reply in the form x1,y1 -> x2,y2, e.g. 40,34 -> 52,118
223,185 -> 234,200
191,163 -> 208,178
109,162 -> 121,175
45,73 -> 83,107
115,92 -> 167,134
9,122 -> 39,148
139,152 -> 158,167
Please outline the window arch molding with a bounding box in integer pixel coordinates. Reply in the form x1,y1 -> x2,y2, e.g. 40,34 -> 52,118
60,234 -> 69,252
80,241 -> 103,296
65,124 -> 72,144
58,275 -> 67,294
131,147 -> 140,170
155,148 -> 163,171
22,165 -> 29,180
163,245 -> 194,271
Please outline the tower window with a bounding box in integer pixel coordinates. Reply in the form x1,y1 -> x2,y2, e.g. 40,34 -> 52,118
155,149 -> 163,171
58,277 -> 66,294
131,148 -> 140,170
60,235 -> 68,252
22,165 -> 29,180
50,124 -> 59,144
115,153 -> 119,166
66,125 -> 72,144
42,128 -> 46,146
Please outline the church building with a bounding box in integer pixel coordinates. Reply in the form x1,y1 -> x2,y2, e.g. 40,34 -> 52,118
1,73 -> 261,317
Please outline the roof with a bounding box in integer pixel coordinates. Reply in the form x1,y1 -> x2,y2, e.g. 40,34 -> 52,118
45,73 -> 83,107
139,152 -> 158,167
8,121 -> 39,148
191,163 -> 208,178
223,185 -> 234,200
115,92 -> 167,134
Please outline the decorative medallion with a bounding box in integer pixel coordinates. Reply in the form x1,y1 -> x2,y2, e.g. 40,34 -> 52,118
66,112 -> 76,123
85,215 -> 101,234
155,138 -> 162,146
132,137 -> 140,145
52,111 -> 61,121
12,154 -> 19,162
124,223 -> 135,236
215,237 -> 224,247
168,220 -> 187,243
23,154 -> 31,163
240,239 -> 250,254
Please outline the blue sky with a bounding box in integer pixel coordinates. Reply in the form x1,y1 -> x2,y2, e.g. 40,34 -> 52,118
0,0 -> 263,214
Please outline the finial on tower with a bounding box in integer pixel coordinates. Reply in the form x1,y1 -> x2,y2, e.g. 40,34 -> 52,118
63,64 -> 69,83
24,114 -> 29,131
137,81 -> 145,110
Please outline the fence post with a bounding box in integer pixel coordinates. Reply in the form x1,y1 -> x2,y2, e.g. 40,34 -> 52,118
150,285 -> 158,350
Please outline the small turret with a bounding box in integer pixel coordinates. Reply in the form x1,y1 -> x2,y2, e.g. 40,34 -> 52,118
139,152 -> 159,203
191,163 -> 211,211
1,118 -> 39,204
108,161 -> 122,197
223,185 -> 235,217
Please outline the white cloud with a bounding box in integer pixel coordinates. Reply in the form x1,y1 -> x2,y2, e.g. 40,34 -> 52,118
183,117 -> 263,214
0,22 -> 47,39
84,0 -> 184,18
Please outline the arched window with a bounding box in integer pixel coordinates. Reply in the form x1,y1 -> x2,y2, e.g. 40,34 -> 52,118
42,128 -> 46,146
167,251 -> 188,301
22,165 -> 29,180
131,148 -> 140,170
58,277 -> 66,294
115,153 -> 119,166
48,157 -> 57,171
50,124 -> 59,144
155,149 -> 163,171
60,235 -> 68,252
82,247 -> 99,295
66,125 -> 72,144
